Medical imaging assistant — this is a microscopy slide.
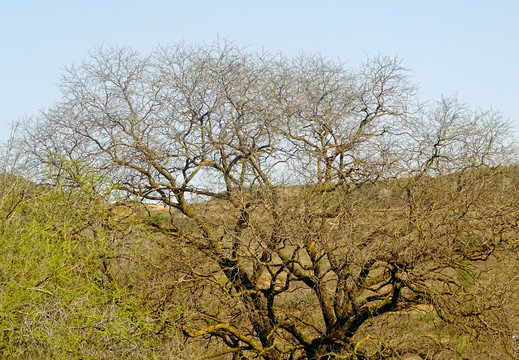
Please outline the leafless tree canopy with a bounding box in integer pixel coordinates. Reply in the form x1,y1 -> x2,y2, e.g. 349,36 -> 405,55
25,42 -> 519,359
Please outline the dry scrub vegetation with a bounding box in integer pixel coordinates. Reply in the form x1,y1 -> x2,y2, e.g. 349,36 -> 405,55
3,41 -> 519,359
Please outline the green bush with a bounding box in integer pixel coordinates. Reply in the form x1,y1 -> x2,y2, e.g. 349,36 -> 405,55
0,176 -> 185,359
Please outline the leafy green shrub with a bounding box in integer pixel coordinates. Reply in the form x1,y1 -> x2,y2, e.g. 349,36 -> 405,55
0,174 -> 187,359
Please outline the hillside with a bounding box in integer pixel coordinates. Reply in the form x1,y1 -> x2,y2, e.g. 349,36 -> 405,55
2,166 -> 519,359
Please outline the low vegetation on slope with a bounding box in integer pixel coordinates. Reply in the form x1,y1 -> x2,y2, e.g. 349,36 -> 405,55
2,166 -> 519,359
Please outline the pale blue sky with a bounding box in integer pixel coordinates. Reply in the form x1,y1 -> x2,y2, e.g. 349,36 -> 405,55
1,1 -> 518,143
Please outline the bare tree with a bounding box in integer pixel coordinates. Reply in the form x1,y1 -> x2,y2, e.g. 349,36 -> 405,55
24,42 -> 519,359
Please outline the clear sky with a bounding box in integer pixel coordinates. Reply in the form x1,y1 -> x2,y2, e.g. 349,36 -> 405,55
1,1 -> 518,144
